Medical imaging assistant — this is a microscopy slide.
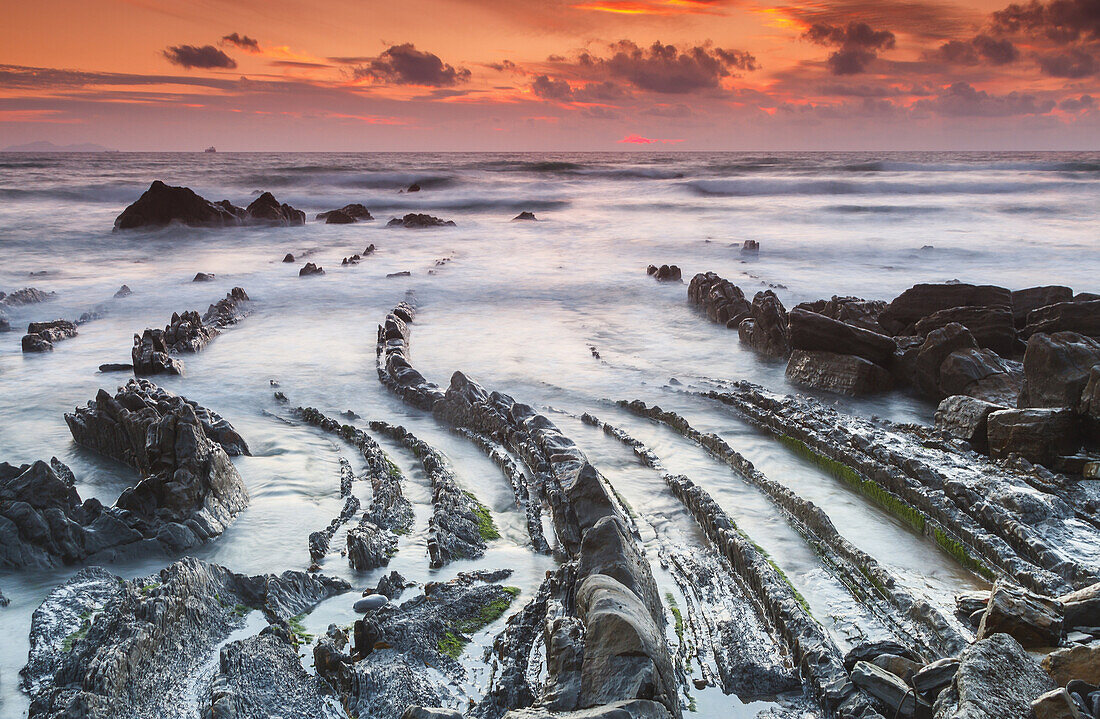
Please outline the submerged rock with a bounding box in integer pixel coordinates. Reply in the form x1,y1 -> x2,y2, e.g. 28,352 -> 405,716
113,284 -> 132,298
282,253 -> 295,263
1,287 -> 56,306
318,203 -> 373,222
245,192 -> 306,225
193,272 -> 216,282
299,262 -> 325,276
387,213 -> 456,228
512,211 -> 537,221
647,264 -> 681,282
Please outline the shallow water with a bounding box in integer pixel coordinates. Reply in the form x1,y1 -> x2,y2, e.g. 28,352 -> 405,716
1,151 -> 1098,717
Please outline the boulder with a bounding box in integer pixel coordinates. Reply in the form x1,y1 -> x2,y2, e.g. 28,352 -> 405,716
915,306 -> 1017,356
578,515 -> 664,625
1020,332 -> 1100,409
21,319 -> 77,353
788,307 -> 896,364
913,658 -> 960,701
873,653 -> 922,681
346,521 -> 397,570
1012,286 -> 1074,329
786,350 -> 893,395
354,594 -> 389,613
245,192 -> 305,225
299,262 -> 325,277
114,180 -> 246,229
987,408 -> 1082,466
98,363 -> 133,373
652,265 -> 681,282
1059,583 -> 1100,630
512,211 -> 537,221
324,210 -> 355,224
976,582 -> 1063,648
193,272 -> 215,282
1031,688 -> 1085,719
933,633 -> 1054,719
915,323 -> 978,399
132,329 -> 184,375
794,296 -> 888,333
738,290 -> 790,358
938,348 -> 1023,405
880,282 -> 1011,334
742,240 -> 760,253
317,203 -> 373,222
407,182 -> 421,192
1025,300 -> 1100,339
1042,644 -> 1100,686
387,213 -> 455,228
934,395 -> 1006,449
688,273 -> 752,328
282,253 -> 294,263
851,660 -> 916,718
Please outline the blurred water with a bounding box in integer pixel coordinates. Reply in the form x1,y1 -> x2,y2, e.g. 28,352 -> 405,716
1,151 -> 1098,717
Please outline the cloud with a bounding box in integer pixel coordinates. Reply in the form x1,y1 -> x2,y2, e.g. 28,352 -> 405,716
931,35 -> 1019,65
991,0 -> 1100,42
803,22 -> 895,75
572,0 -> 729,15
221,33 -> 261,53
914,81 -> 1055,116
352,44 -> 471,86
163,45 -> 237,70
1059,94 -> 1095,111
530,75 -> 627,102
617,133 -> 684,143
1036,48 -> 1099,77
562,40 -> 757,94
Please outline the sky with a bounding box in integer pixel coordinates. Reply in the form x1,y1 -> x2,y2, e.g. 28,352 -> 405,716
1,0 -> 1098,150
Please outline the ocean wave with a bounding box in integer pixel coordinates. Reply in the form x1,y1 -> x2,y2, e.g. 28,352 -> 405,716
840,160 -> 1100,173
684,178 -> 1087,197
366,198 -> 572,213
826,204 -> 945,214
239,171 -> 459,190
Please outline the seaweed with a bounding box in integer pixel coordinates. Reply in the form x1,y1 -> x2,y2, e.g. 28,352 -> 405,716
465,491 -> 500,540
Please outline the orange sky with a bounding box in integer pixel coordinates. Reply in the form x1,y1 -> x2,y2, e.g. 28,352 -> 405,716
1,0 -> 1097,149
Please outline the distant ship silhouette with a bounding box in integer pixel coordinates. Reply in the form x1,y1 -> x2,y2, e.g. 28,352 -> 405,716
204,146 -> 217,153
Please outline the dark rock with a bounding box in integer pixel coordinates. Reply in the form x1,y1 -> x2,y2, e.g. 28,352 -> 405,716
987,408 -> 1082,466
354,594 -> 389,613
346,520 -> 397,570
282,253 -> 294,263
1080,367 -> 1100,421
1020,332 -> 1100,409
934,395 -> 1006,449
387,213 -> 455,228
843,640 -> 921,671
652,265 -> 681,282
324,210 -> 355,224
21,319 -> 77,353
132,329 -> 184,375
977,581 -> 1063,648
202,287 -> 251,327
914,306 -> 1017,356
299,262 -> 325,277
245,192 -> 306,225
387,271 -> 411,278
913,658 -> 960,701
1013,286 -> 1074,329
789,307 -> 896,364
1060,583 -> 1100,631
577,515 -> 664,626
376,571 -> 408,599
688,272 -> 753,328
114,181 -> 246,229
193,272 -> 215,282
915,323 -> 979,398
407,182 -> 421,192
880,282 -> 1011,334
363,244 -> 376,255
738,290 -> 790,358
1025,300 -> 1100,339
1,287 -> 56,307
501,702 -> 673,718
317,203 -> 373,222
98,363 -> 133,373
794,295 -> 888,333
512,211 -> 537,221
933,633 -> 1054,719
852,661 -> 916,718
742,239 -> 760,253
114,284 -> 132,298
938,348 -> 1023,405
402,709 -> 463,719
786,349 -> 894,395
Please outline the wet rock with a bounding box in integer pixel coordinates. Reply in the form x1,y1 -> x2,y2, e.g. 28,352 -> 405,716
649,264 -> 681,282
346,520 -> 397,570
1025,300 -> 1100,339
578,515 -> 664,626
742,239 -> 760,253
688,272 -> 753,327
114,180 -> 246,229
938,348 -> 1023,405
407,182 -> 421,192
299,262 -> 325,276
1020,332 -> 1100,409
355,594 -> 389,613
25,559 -> 347,717
202,287 -> 251,327
193,272 -> 215,282
843,640 -> 922,670
245,191 -> 306,225
934,395 -> 1006,449
388,270 -> 411,277
317,203 -> 373,222
113,284 -> 132,298
1042,644 -> 1100,686
789,307 -> 896,364
364,244 -> 376,255
387,213 -> 455,228
21,319 -> 77,353
851,660 -> 916,718
1032,688 -> 1085,719
880,282 -> 1011,335
0,587 -> 7,606
376,571 -> 408,599
914,323 -> 979,399
915,305 -> 1017,357
987,408 -> 1082,466
282,253 -> 294,262
873,653 -> 922,681
513,211 -> 537,221
786,349 -> 894,395
913,658 -> 960,701
403,709 -> 463,719
1,287 -> 56,306
795,295 -> 887,333
132,329 -> 183,375
502,701 -> 673,718
1059,583 -> 1100,630
977,582 -> 1064,648
1080,367 -> 1100,422
933,633 -> 1054,719
738,290 -> 790,358
1013,286 -> 1074,329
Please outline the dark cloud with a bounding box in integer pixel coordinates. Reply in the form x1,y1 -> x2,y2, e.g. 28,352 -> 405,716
163,45 -> 237,70
931,35 -> 1019,65
487,60 -> 518,72
0,63 -> 243,91
913,81 -> 1055,116
803,22 -> 895,75
991,0 -> 1100,42
270,60 -> 333,69
1036,48 -> 1099,77
1059,94 -> 1095,111
352,44 -> 471,86
530,75 -> 627,102
781,0 -> 974,41
221,33 -> 260,53
570,40 -> 758,94
531,75 -> 574,101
